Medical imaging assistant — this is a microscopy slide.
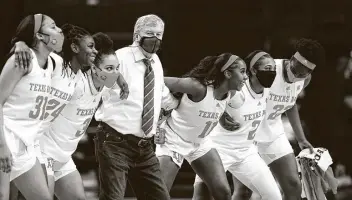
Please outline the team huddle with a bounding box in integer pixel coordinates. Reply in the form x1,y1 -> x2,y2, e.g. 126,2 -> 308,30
0,12 -> 335,200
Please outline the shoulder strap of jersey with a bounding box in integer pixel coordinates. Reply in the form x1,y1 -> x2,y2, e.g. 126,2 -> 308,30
50,56 -> 56,70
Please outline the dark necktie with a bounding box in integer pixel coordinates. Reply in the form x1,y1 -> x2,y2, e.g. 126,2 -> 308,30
141,59 -> 155,135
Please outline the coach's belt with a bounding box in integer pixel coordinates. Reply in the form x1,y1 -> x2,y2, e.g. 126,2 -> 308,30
98,122 -> 153,148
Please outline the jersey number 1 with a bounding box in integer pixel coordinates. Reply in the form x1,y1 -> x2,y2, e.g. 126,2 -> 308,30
198,121 -> 218,138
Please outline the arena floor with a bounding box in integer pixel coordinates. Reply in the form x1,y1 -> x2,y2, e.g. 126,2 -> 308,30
82,170 -> 352,200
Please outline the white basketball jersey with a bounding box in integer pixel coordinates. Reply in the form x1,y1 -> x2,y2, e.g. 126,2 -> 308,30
36,53 -> 79,137
40,70 -> 102,162
255,59 -> 305,142
3,49 -> 53,146
164,86 -> 228,143
210,80 -> 269,149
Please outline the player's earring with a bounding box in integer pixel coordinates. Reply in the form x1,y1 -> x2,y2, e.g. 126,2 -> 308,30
71,43 -> 79,53
224,70 -> 231,79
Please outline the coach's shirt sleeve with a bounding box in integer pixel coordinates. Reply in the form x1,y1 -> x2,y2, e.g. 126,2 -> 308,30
94,46 -> 165,138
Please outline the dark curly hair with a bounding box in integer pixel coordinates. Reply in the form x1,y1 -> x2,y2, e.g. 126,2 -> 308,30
172,53 -> 243,99
61,23 -> 91,73
184,53 -> 243,88
92,32 -> 115,68
244,50 -> 273,77
295,38 -> 325,67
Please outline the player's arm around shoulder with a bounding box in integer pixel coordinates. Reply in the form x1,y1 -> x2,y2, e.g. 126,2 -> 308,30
164,77 -> 206,101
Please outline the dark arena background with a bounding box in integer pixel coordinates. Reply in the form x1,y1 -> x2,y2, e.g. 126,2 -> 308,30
1,0 -> 352,199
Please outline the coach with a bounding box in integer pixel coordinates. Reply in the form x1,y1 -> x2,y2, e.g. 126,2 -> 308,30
94,14 -> 178,200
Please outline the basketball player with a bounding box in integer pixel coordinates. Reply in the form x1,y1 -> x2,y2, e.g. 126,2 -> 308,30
10,23 -> 99,199
156,53 -> 247,200
192,51 -> 282,200
0,14 -> 64,200
230,38 -> 325,200
37,32 -> 121,200
12,23 -> 97,197
12,28 -> 128,200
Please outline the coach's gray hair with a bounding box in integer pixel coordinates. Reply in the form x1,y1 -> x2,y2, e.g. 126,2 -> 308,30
133,14 -> 165,41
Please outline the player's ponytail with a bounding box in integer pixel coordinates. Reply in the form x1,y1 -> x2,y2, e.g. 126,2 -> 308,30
92,32 -> 115,70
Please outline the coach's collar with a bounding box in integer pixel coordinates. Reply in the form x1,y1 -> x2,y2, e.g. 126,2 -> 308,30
131,46 -> 154,64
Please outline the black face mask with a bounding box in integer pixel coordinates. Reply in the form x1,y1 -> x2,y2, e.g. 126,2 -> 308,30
255,71 -> 276,88
139,36 -> 162,54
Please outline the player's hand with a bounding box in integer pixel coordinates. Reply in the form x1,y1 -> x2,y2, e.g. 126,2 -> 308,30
12,41 -> 32,70
116,73 -> 129,100
0,144 -> 13,173
219,111 -> 240,131
158,109 -> 172,125
154,127 -> 166,144
298,139 -> 314,153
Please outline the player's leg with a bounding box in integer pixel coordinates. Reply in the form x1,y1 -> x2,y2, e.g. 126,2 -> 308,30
191,148 -> 231,200
0,172 -> 10,200
7,133 -> 51,200
54,159 -> 85,200
156,144 -> 183,191
12,159 -> 52,200
39,149 -> 55,199
231,176 -> 252,200
268,154 -> 300,200
259,135 -> 301,200
193,147 -> 233,200
229,151 -> 282,200
193,180 -> 213,200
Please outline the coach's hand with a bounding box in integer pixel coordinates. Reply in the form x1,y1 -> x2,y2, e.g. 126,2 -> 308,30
116,73 -> 129,100
219,111 -> 240,131
12,41 -> 32,70
298,139 -> 314,153
0,144 -> 13,173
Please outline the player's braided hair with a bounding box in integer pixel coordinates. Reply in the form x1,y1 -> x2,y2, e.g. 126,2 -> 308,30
61,23 -> 91,72
92,32 -> 115,68
244,50 -> 273,77
295,38 -> 325,67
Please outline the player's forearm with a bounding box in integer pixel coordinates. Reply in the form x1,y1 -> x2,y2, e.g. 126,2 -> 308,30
285,104 -> 307,142
0,106 -> 6,146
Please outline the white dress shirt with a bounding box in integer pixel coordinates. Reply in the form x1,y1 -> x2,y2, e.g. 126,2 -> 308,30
95,46 -> 178,138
